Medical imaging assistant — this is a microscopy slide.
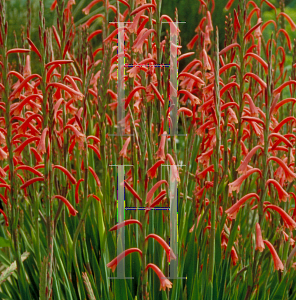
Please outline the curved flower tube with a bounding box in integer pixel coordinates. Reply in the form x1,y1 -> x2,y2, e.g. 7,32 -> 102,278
264,205 -> 296,231
52,195 -> 78,216
255,223 -> 265,252
107,248 -> 142,272
266,179 -> 289,202
145,263 -> 173,291
228,168 -> 262,194
145,234 -> 176,262
263,240 -> 284,271
109,219 -> 142,232
225,193 -> 260,219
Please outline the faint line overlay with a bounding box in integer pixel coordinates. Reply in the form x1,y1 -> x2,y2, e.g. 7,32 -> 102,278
110,20 -> 186,281
108,165 -> 134,279
162,164 -> 186,280
108,21 -> 133,137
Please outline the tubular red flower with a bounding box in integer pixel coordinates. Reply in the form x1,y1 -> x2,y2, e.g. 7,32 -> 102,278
178,90 -> 201,105
82,0 -> 103,15
125,86 -> 146,109
147,160 -> 165,179
263,240 -> 284,271
119,137 -> 131,159
109,219 -> 142,231
273,98 -> 296,115
6,48 -> 30,57
52,195 -> 78,216
244,21 -> 263,40
87,144 -> 101,160
178,72 -> 205,86
267,156 -> 296,182
107,248 -> 142,272
273,81 -> 296,96
237,145 -> 264,174
219,43 -> 241,56
220,82 -> 240,97
130,4 -> 156,16
88,166 -> 101,187
36,127 -> 49,156
166,154 -> 180,182
156,131 -> 167,160
124,181 -> 143,204
150,83 -> 164,107
225,0 -> 235,11
0,209 -> 8,226
276,29 -> 292,51
273,116 -> 296,133
47,82 -> 84,100
87,29 -> 103,42
20,177 -> 44,189
277,12 -> 296,31
65,124 -> 85,150
0,148 -> 8,160
146,190 -> 167,211
14,136 -> 40,157
15,165 -> 43,177
229,168 -> 262,194
269,133 -> 293,148
244,53 -> 268,74
53,165 -> 77,185
75,179 -> 84,204
27,38 -> 41,60
243,72 -> 266,89
88,194 -> 101,203
231,247 -> 238,265
145,263 -> 173,291
146,180 -> 168,205
266,179 -> 289,202
225,193 -> 260,219
255,223 -> 265,252
177,107 -> 193,117
261,0 -> 276,12
145,234 -> 176,262
264,205 -> 296,231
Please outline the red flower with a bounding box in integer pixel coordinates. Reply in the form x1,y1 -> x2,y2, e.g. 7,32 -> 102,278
156,132 -> 167,160
82,0 -> 102,15
267,156 -> 296,182
109,219 -> 142,231
225,0 -> 235,11
147,160 -> 165,179
53,165 -> 77,185
225,193 -> 260,219
145,263 -> 173,291
228,168 -> 262,194
263,240 -> 284,271
107,248 -> 142,272
52,195 -> 78,216
145,234 -> 176,262
75,179 -> 84,204
119,137 -> 131,159
37,128 -> 49,156
266,179 -> 289,202
64,124 -> 85,150
264,205 -> 296,231
255,223 -> 265,252
166,154 -> 180,182
237,145 -> 264,174
0,209 -> 8,226
146,180 -> 168,205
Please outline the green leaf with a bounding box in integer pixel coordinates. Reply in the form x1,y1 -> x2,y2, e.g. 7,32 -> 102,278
0,252 -> 30,285
0,237 -> 10,248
